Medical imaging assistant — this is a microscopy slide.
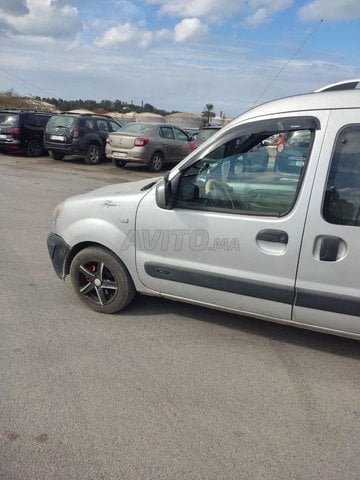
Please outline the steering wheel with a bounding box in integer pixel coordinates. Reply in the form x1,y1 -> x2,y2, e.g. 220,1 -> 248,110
204,178 -> 234,209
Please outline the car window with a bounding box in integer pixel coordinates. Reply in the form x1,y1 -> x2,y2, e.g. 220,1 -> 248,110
49,116 -> 76,128
121,123 -> 153,134
97,119 -> 109,132
323,124 -> 360,226
174,127 -> 189,141
196,128 -> 220,144
159,126 -> 175,140
38,115 -> 51,127
176,123 -> 315,216
83,118 -> 96,132
25,114 -> 35,126
110,120 -> 122,132
0,113 -> 19,127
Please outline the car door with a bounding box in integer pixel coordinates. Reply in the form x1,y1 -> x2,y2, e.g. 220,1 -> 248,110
158,125 -> 177,162
95,118 -> 110,147
174,127 -> 192,162
135,114 -> 326,321
294,109 -> 360,336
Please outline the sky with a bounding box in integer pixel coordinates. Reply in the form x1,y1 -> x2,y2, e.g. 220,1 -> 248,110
0,0 -> 359,118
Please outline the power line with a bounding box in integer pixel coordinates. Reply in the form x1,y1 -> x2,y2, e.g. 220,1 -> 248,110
0,65 -> 56,97
254,19 -> 324,105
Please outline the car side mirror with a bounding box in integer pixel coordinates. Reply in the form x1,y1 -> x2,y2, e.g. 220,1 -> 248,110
155,173 -> 180,210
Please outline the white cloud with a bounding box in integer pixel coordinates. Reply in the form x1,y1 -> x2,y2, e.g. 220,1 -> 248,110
147,0 -> 292,23
244,0 -> 293,26
0,0 -> 82,38
94,18 -> 208,49
298,0 -> 360,21
94,23 -> 155,48
174,18 -> 209,42
146,0 -> 244,21
244,8 -> 268,26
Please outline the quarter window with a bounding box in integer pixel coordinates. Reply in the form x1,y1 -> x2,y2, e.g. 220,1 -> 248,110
323,125 -> 360,226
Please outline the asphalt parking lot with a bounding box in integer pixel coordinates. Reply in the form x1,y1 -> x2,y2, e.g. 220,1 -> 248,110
0,152 -> 359,480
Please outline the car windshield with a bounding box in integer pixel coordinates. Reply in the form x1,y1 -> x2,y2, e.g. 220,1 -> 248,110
121,123 -> 153,134
197,128 -> 220,143
48,116 -> 76,128
0,113 -> 19,127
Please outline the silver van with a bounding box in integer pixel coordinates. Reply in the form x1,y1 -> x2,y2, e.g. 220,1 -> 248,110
47,79 -> 360,340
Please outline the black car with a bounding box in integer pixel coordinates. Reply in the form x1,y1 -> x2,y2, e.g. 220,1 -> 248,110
44,113 -> 123,164
0,109 -> 53,157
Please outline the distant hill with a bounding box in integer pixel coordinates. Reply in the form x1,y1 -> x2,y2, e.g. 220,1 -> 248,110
0,90 -> 58,112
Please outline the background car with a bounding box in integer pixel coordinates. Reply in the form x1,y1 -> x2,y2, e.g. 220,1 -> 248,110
275,130 -> 312,174
0,109 -> 52,157
106,122 -> 196,172
195,125 -> 222,147
44,113 -> 123,164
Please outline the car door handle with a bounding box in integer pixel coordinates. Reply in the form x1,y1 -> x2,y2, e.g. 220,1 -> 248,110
257,229 -> 288,244
319,235 -> 340,261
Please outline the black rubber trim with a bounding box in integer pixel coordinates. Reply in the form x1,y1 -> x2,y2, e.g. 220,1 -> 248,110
296,289 -> 360,317
47,232 -> 71,279
144,263 -> 294,304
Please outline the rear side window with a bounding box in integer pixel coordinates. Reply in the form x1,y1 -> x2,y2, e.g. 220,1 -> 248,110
0,113 -> 19,127
323,125 -> 360,226
159,126 -> 175,140
96,119 -> 109,132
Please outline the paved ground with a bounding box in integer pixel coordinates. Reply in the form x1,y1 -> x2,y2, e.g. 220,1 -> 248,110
0,153 -> 359,480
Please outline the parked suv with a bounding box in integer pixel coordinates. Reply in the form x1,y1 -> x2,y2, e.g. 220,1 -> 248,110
47,79 -> 360,340
44,113 -> 123,164
0,109 -> 52,157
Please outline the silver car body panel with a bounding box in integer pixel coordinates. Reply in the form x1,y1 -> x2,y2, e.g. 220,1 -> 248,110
50,86 -> 360,339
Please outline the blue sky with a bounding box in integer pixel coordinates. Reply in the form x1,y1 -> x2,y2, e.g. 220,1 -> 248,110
0,0 -> 359,117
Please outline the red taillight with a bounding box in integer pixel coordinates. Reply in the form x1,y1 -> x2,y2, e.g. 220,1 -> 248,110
71,127 -> 80,139
189,141 -> 197,152
134,137 -> 149,147
7,127 -> 20,135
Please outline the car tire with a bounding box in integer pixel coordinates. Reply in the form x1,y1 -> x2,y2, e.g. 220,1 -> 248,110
113,160 -> 127,168
49,151 -> 65,160
148,152 -> 163,172
84,144 -> 102,164
26,138 -> 43,157
70,246 -> 136,314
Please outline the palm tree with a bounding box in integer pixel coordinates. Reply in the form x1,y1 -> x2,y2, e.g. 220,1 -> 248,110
202,103 -> 214,126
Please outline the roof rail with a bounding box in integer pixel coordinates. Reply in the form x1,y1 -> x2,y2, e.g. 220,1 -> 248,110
314,79 -> 360,93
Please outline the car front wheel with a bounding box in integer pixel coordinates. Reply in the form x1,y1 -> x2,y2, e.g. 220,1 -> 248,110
70,247 -> 136,313
84,144 -> 102,164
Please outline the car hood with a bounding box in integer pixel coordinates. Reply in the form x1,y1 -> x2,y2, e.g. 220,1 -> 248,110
78,177 -> 160,199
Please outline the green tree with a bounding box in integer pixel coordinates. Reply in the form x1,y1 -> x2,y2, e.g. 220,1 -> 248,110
201,103 -> 215,125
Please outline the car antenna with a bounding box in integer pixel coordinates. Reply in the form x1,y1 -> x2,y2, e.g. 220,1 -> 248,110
253,18 -> 324,105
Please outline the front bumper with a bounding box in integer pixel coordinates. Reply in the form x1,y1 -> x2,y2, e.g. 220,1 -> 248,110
47,232 -> 71,279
